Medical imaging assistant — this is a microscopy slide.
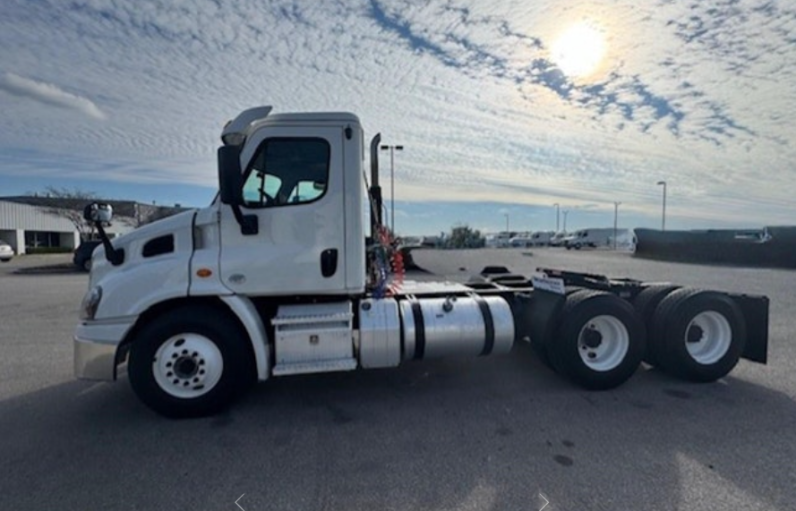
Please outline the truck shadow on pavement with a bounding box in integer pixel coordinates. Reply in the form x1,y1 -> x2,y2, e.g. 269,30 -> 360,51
1,348 -> 794,511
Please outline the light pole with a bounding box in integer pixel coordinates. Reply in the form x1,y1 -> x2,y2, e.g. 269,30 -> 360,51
380,144 -> 404,233
562,210 -> 569,232
657,180 -> 667,231
613,201 -> 621,250
553,203 -> 560,232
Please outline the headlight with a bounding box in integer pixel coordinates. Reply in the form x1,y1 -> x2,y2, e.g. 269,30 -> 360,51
80,286 -> 103,320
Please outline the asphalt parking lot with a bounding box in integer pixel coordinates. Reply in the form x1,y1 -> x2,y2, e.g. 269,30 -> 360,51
1,249 -> 795,511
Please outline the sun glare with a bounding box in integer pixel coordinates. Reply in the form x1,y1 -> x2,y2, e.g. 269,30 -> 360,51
551,23 -> 606,79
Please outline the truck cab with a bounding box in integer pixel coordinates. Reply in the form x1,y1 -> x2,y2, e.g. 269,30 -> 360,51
75,108 -> 372,415
202,109 -> 366,297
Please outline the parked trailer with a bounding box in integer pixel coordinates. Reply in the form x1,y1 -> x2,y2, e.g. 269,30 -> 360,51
74,107 -> 769,418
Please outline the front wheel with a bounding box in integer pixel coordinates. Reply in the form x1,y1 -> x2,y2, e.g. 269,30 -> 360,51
548,291 -> 645,390
128,306 -> 255,418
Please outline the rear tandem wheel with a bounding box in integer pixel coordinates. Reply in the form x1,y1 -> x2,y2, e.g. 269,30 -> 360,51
548,290 -> 646,390
649,288 -> 746,382
632,284 -> 680,366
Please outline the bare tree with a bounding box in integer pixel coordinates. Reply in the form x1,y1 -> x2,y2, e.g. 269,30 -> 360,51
139,207 -> 181,225
36,186 -> 99,241
122,203 -> 186,228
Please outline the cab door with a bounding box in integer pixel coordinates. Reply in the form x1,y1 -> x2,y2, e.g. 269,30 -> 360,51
218,125 -> 347,296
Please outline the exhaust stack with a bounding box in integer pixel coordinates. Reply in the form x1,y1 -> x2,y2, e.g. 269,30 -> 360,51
369,133 -> 383,238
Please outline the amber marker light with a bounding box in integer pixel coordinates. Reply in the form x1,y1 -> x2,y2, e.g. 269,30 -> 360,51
196,268 -> 213,278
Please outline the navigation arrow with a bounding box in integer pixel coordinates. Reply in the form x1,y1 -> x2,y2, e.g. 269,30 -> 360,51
539,492 -> 549,511
235,494 -> 246,511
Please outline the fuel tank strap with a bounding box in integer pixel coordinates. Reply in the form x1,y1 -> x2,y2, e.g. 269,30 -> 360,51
409,300 -> 426,360
472,295 -> 495,356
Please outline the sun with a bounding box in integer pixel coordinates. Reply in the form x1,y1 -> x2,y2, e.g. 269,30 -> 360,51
551,22 -> 606,79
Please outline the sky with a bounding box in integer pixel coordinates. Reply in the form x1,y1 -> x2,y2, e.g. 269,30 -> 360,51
1,0 -> 794,236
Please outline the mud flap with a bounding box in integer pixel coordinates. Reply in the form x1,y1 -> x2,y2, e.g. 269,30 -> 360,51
512,289 -> 566,348
730,293 -> 769,364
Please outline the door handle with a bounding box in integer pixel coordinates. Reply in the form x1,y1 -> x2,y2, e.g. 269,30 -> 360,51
320,248 -> 338,278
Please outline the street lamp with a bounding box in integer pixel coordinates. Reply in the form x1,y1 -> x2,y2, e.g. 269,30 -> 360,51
503,212 -> 510,233
613,201 -> 621,250
562,210 -> 569,232
553,203 -> 560,232
380,144 -> 404,233
657,180 -> 667,231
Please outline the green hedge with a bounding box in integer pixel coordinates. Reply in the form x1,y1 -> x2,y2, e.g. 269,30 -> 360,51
25,247 -> 74,254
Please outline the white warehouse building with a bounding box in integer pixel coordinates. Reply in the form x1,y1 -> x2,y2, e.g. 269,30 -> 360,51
0,197 -> 185,255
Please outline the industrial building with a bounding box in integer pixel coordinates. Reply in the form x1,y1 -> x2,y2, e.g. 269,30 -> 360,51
0,196 -> 185,255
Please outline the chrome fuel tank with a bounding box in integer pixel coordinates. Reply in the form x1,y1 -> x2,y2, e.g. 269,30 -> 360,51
399,296 -> 514,360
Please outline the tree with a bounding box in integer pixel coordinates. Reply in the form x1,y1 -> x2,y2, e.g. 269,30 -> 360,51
35,186 -> 99,241
127,203 -> 188,227
444,225 -> 485,249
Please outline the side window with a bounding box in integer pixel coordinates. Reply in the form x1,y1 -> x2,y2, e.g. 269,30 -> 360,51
241,138 -> 330,208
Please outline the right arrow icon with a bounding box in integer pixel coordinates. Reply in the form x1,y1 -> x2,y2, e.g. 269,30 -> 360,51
539,492 -> 550,511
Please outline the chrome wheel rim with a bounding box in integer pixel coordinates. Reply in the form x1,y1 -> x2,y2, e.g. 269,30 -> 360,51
685,311 -> 732,365
578,315 -> 630,372
152,333 -> 223,398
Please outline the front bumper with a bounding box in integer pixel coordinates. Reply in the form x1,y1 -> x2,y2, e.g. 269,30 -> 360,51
74,318 -> 136,380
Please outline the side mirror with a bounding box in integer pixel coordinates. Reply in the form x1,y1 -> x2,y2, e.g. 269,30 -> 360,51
218,145 -> 243,205
83,203 -> 113,224
82,202 -> 124,266
217,145 -> 258,236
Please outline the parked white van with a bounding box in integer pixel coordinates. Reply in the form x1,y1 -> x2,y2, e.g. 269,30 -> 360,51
548,232 -> 568,247
530,231 -> 554,246
486,231 -> 516,248
563,229 -> 614,250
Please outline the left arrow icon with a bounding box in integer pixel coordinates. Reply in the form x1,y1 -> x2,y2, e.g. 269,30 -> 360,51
235,494 -> 246,511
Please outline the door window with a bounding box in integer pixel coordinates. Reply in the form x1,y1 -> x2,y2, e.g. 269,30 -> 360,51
241,138 -> 330,208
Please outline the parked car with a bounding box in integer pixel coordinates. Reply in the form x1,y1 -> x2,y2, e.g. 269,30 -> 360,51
0,240 -> 13,262
73,240 -> 102,271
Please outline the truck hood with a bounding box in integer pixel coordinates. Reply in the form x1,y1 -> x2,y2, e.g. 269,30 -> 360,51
90,209 -> 197,287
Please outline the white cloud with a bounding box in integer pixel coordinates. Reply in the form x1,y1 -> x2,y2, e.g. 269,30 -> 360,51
0,73 -> 106,120
0,0 -> 794,228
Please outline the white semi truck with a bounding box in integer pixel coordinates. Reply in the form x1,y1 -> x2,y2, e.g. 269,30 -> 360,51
74,107 -> 770,418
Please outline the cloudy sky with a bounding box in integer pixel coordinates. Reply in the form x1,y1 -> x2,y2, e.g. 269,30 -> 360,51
1,0 -> 794,235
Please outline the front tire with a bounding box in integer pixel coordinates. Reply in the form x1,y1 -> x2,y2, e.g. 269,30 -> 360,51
128,306 -> 255,418
548,291 -> 645,390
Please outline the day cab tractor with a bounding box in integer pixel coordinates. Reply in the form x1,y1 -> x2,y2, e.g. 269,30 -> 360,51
74,107 -> 769,418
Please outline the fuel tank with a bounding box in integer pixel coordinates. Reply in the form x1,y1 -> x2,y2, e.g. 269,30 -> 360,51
399,295 -> 514,360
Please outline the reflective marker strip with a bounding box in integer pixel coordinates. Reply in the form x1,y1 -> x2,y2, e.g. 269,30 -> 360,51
473,295 -> 495,356
410,301 -> 426,360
